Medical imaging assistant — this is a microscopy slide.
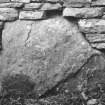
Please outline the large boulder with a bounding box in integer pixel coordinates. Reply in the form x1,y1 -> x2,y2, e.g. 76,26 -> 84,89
1,16 -> 97,97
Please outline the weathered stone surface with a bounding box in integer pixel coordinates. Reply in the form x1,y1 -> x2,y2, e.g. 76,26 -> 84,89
23,3 -> 42,10
86,34 -> 105,43
0,0 -> 10,3
0,8 -> 18,21
55,53 -> 105,93
31,0 -> 43,2
91,43 -> 105,49
91,0 -> 105,6
31,0 -> 61,3
24,3 -> 62,10
40,3 -> 62,10
1,17 -> 97,97
19,11 -> 45,20
38,54 -> 105,105
0,3 -> 24,8
63,7 -> 103,18
78,19 -> 105,34
46,0 -> 62,3
63,0 -> 91,8
11,0 -> 30,3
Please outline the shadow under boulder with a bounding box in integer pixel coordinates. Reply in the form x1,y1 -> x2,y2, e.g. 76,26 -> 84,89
0,74 -> 35,105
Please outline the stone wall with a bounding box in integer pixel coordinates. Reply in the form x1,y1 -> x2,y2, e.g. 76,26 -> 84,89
1,0 -> 105,105
0,0 -> 105,49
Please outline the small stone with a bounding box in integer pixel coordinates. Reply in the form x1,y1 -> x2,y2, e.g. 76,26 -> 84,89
78,19 -> 105,34
40,3 -> 62,10
91,43 -> 105,49
11,0 -> 30,3
0,3 -> 24,8
23,3 -> 42,10
31,0 -> 61,3
91,0 -> 105,6
19,11 -> 45,20
30,0 -> 42,2
24,3 -> 62,11
65,89 -> 69,93
87,99 -> 97,105
63,7 -> 104,18
63,0 -> 91,8
45,0 -> 62,3
0,0 -> 10,3
86,34 -> 105,43
0,8 -> 18,21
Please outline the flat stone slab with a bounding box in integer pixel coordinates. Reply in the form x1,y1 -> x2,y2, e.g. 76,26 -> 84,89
63,0 -> 91,7
0,3 -> 24,8
0,0 -> 10,3
24,3 -> 62,10
78,19 -> 105,34
63,7 -> 104,18
19,11 -> 45,20
11,0 -> 30,3
91,0 -> 105,6
91,43 -> 105,49
86,34 -> 105,43
1,17 -> 97,97
0,8 -> 18,21
31,0 -> 61,3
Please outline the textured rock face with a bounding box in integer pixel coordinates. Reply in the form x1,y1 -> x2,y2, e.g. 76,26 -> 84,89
63,7 -> 104,18
1,17 -> 96,96
0,8 -> 18,21
35,54 -> 105,105
11,0 -> 30,3
0,0 -> 10,3
19,11 -> 45,20
63,0 -> 91,7
0,3 -> 24,8
91,0 -> 105,6
86,34 -> 105,43
24,3 -> 62,11
78,19 -> 105,34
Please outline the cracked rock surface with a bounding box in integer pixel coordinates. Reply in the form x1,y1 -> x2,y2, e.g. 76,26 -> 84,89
1,16 -> 97,97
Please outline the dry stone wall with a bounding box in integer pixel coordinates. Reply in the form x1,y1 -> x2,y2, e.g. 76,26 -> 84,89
0,0 -> 105,49
1,0 -> 105,105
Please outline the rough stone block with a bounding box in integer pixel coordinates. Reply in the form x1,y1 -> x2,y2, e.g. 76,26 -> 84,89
11,0 -> 30,3
0,8 -> 18,21
63,7 -> 104,18
31,0 -> 61,3
24,3 -> 62,10
78,19 -> 105,34
23,3 -> 42,10
63,0 -> 91,8
86,34 -> 105,43
0,0 -> 10,3
91,43 -> 105,49
19,11 -> 45,20
1,17 -> 97,97
91,0 -> 105,6
0,3 -> 24,8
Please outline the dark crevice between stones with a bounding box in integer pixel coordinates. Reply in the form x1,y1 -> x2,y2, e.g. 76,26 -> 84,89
0,74 -> 36,105
0,25 -> 4,54
64,16 -> 78,24
0,29 -> 2,53
45,10 -> 62,18
95,49 -> 105,54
